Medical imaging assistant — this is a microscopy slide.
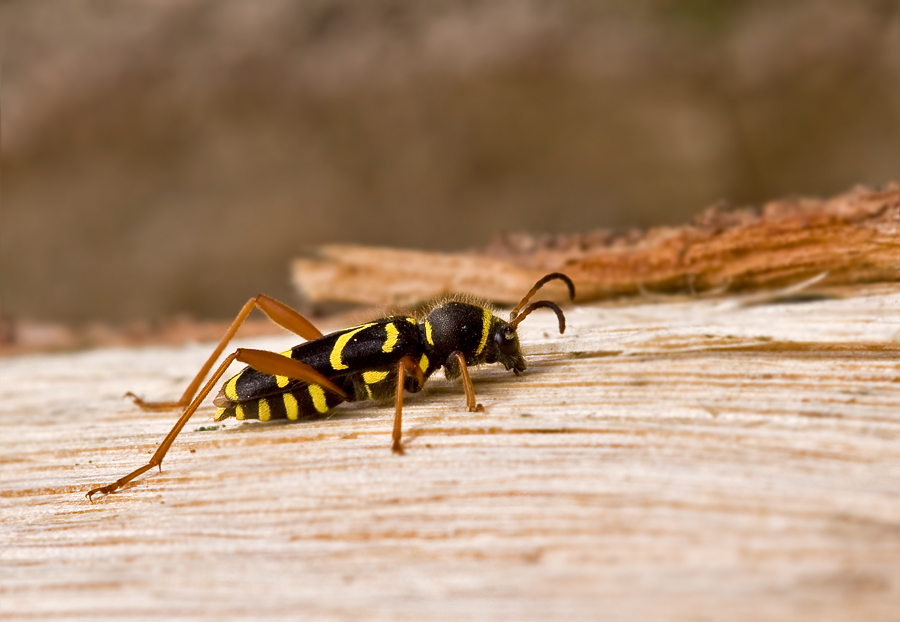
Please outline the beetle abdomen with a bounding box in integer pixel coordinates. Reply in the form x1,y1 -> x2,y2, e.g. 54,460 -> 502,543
214,381 -> 349,422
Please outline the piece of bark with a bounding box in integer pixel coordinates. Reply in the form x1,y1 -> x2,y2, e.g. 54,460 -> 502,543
294,245 -> 571,308
292,184 -> 899,306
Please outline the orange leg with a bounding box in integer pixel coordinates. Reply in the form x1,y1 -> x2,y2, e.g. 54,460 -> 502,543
87,348 -> 346,501
391,356 -> 424,454
453,351 -> 484,413
127,295 -> 324,410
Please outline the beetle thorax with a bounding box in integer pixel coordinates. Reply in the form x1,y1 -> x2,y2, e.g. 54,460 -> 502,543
424,301 -> 526,374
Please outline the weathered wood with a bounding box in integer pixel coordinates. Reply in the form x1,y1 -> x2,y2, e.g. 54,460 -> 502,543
292,185 -> 900,306
1,284 -> 899,620
293,244 -> 570,308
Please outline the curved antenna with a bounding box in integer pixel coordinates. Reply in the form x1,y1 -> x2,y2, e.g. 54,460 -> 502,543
509,301 -> 567,334
509,273 -> 575,321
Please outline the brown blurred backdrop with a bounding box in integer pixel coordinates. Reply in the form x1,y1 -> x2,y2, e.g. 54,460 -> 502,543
2,0 -> 898,325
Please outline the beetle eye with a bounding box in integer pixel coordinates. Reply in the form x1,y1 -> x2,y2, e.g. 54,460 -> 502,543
494,330 -> 518,355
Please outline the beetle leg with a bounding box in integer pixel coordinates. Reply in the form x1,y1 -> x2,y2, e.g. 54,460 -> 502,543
128,294 -> 324,410
452,351 -> 484,413
235,349 -> 349,399
88,346 -> 348,501
88,351 -> 239,500
391,356 -> 421,454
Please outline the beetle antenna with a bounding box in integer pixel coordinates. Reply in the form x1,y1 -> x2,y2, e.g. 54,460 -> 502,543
510,273 -> 576,316
509,273 -> 575,322
509,301 -> 567,334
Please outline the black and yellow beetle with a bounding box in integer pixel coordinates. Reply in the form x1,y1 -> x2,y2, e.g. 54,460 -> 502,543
86,273 -> 575,500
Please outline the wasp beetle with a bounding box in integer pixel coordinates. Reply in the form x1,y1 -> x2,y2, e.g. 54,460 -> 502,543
86,273 -> 575,500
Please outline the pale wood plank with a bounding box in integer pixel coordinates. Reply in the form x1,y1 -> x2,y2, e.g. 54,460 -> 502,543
2,284 -> 899,621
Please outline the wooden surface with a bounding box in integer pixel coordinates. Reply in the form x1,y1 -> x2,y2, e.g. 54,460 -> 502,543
2,284 -> 899,620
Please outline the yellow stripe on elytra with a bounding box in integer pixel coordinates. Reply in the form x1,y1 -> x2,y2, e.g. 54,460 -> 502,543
283,392 -> 299,421
224,375 -> 240,401
475,308 -> 493,355
257,398 -> 271,422
419,354 -> 429,374
382,323 -> 399,353
405,317 -> 417,325
424,320 -> 434,346
330,323 -> 375,370
363,370 -> 389,384
308,384 -> 329,414
275,349 -> 293,388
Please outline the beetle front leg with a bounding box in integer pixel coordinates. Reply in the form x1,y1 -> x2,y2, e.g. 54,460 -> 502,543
452,351 -> 484,413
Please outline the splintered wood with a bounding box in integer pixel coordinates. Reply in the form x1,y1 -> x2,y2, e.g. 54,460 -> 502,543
2,283 -> 898,621
292,184 -> 899,306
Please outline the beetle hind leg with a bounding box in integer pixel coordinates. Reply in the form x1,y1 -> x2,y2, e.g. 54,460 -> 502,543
87,348 -> 349,501
129,295 -> 325,411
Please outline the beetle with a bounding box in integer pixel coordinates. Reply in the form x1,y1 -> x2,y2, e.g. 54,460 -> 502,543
86,273 -> 575,500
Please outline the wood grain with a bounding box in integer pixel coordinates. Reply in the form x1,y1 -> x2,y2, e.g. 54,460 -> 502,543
2,284 -> 899,621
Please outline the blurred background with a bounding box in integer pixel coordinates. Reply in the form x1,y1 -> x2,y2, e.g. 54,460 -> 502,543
2,0 -> 898,326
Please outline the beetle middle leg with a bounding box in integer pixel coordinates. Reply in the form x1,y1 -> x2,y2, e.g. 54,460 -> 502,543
391,356 -> 424,454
